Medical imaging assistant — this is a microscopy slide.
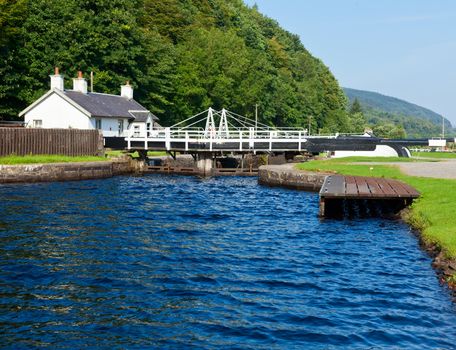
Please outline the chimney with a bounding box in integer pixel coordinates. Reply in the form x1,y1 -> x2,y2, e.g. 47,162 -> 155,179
73,71 -> 88,94
50,67 -> 64,91
121,81 -> 133,99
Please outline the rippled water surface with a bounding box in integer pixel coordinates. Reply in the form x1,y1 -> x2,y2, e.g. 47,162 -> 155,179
1,175 -> 456,349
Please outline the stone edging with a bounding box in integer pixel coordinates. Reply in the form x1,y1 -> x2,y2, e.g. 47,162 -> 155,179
258,164 -> 329,192
0,158 -> 144,184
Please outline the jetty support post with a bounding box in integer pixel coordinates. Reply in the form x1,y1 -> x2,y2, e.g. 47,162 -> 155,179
319,197 -> 325,217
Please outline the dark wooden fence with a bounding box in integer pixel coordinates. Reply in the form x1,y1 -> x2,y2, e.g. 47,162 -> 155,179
0,128 -> 104,157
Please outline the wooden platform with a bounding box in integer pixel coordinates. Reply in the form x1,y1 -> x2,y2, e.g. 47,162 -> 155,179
319,175 -> 420,217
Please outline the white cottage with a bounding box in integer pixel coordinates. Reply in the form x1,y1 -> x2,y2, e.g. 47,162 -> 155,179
19,68 -> 159,137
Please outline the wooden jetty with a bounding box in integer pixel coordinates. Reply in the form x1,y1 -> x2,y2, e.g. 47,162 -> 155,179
319,175 -> 420,217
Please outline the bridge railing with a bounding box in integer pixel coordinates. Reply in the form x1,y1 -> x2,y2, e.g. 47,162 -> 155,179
126,127 -> 339,151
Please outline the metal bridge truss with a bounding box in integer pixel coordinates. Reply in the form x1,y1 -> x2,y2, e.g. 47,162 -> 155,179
126,107 -> 337,152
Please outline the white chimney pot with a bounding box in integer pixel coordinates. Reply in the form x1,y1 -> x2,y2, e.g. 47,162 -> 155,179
73,71 -> 88,94
50,67 -> 64,91
121,81 -> 133,99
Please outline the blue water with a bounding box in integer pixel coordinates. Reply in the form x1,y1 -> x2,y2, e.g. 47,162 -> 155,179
0,175 -> 455,349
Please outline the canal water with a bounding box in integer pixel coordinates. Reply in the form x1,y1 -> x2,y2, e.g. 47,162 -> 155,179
0,175 -> 455,349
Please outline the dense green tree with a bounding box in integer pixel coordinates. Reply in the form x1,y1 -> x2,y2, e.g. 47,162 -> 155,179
349,98 -> 363,115
348,112 -> 367,133
0,0 -> 352,134
373,123 -> 407,139
0,0 -> 28,119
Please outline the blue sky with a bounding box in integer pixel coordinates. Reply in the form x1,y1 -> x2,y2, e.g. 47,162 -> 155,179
244,0 -> 456,124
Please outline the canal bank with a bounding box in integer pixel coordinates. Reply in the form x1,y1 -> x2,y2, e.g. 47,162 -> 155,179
258,163 -> 328,191
0,156 -> 145,183
259,161 -> 456,294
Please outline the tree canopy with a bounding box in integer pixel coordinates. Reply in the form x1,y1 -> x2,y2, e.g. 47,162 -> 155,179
1,0 -> 353,132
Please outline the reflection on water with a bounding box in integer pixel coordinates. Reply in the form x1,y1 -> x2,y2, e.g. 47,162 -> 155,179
0,175 -> 455,349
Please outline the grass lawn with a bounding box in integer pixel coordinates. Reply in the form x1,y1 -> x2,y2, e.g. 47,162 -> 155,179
412,151 -> 456,159
298,158 -> 456,263
0,154 -> 107,165
318,156 -> 420,163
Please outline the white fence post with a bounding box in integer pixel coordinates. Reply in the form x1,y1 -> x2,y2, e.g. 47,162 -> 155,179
249,127 -> 254,149
269,131 -> 272,151
127,128 -> 131,150
165,127 -> 171,151
298,131 -> 301,152
185,131 -> 189,152
239,131 -> 243,151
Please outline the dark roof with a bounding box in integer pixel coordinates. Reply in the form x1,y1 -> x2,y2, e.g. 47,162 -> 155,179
129,110 -> 159,122
64,91 -> 149,119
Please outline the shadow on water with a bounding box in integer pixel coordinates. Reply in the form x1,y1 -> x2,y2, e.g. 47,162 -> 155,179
323,198 -> 411,220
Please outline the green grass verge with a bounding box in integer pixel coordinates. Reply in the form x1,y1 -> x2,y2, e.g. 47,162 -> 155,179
0,154 -> 107,165
412,151 -> 456,159
298,159 -> 456,258
319,156 -> 420,163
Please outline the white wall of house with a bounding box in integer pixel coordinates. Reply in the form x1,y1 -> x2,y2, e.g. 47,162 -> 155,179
130,121 -> 147,137
90,117 -> 130,137
24,93 -> 91,130
128,116 -> 152,137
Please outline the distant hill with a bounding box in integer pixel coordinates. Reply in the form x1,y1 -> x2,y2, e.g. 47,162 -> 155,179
344,88 -> 452,138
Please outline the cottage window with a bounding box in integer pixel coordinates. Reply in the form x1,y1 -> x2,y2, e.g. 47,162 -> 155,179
32,119 -> 42,128
95,119 -> 102,130
118,119 -> 124,136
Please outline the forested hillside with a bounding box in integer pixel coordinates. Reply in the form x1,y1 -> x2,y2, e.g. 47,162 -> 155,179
344,88 -> 452,138
0,0 -> 354,132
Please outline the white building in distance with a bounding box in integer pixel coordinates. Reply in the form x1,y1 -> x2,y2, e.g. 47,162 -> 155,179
19,68 -> 159,137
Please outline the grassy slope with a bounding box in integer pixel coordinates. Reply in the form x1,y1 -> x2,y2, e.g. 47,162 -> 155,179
297,158 -> 456,259
0,155 -> 107,165
411,152 -> 456,159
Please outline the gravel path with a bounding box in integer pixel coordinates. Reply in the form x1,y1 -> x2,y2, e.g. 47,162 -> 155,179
353,159 -> 456,179
397,160 -> 456,179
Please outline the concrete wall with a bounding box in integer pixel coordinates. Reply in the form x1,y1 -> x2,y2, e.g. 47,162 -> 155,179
258,165 -> 328,192
0,159 -> 144,184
